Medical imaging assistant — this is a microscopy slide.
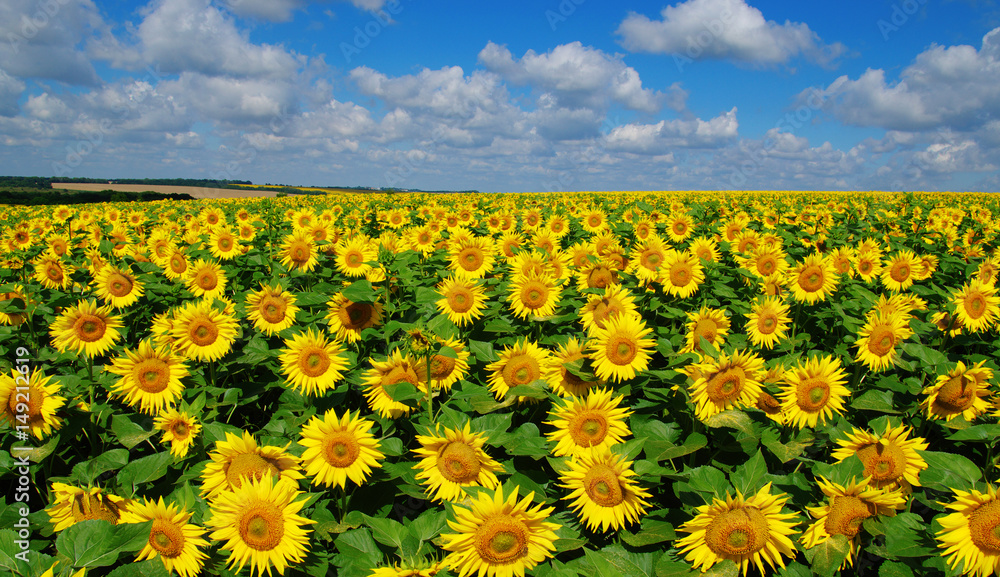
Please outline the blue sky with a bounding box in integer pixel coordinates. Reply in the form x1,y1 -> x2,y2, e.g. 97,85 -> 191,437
1,0 -> 999,192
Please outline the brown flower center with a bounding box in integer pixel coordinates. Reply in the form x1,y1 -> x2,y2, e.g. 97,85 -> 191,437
149,518 -> 186,558
339,302 -> 373,329
323,430 -> 361,468
756,393 -> 781,415
132,358 -> 171,393
299,346 -> 332,378
704,506 -> 769,557
706,367 -> 747,404
474,515 -> 528,564
502,354 -> 541,387
519,280 -> 549,310
188,317 -> 219,347
225,453 -> 278,489
569,411 -> 608,448
72,493 -> 123,525
798,265 -> 825,293
238,502 -> 285,551
586,266 -> 614,289
824,495 -> 873,538
935,374 -> 976,412
890,262 -> 910,283
866,324 -> 896,358
259,295 -> 288,324
604,334 -> 638,366
583,463 -> 625,507
796,377 -> 831,412
196,269 -> 218,291
437,441 -> 481,483
968,500 -> 1000,554
965,293 -> 987,319
106,273 -> 133,297
856,441 -> 906,484
458,247 -> 484,272
670,262 -> 692,286
73,314 -> 107,343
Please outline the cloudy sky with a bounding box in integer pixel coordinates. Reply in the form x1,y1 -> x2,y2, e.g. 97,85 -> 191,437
1,0 -> 999,192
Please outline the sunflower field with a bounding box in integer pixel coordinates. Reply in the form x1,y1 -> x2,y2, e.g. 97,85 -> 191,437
1,191 -> 1000,577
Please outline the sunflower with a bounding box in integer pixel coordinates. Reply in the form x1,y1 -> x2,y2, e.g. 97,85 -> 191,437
854,251 -> 884,284
298,409 -> 384,490
163,248 -> 190,281
546,388 -> 632,458
414,421 -> 502,502
744,296 -> 791,350
280,229 -> 320,273
208,473 -> 314,577
689,236 -> 721,263
200,431 -> 303,500
558,450 -> 650,533
121,497 -> 209,577
154,408 -> 201,458
880,250 -> 921,292
676,483 -> 799,577
185,259 -> 227,301
787,253 -> 839,304
33,255 -> 74,290
208,227 -> 242,260
582,209 -> 608,233
414,337 -> 471,391
831,422 -> 928,491
778,355 -> 850,429
579,285 -> 639,336
660,250 -> 704,298
107,340 -> 188,415
362,350 -> 424,419
952,281 -> 1000,333
921,360 -> 994,422
743,247 -> 790,280
0,284 -> 28,325
441,485 -> 559,577
246,284 -> 300,336
448,235 -> 495,280
936,484 -> 1000,577
543,337 -> 605,397
666,213 -> 695,243
628,236 -> 669,284
326,292 -> 385,343
854,312 -> 913,372
47,483 -> 130,532
94,266 -> 144,308
575,261 -> 620,291
486,340 -> 550,401
49,299 -> 123,358
0,368 -> 66,440
688,349 -> 765,421
507,272 -> 560,320
801,477 -> 906,569
279,329 -> 349,397
682,306 -> 731,356
170,300 -> 239,362
587,313 -> 655,383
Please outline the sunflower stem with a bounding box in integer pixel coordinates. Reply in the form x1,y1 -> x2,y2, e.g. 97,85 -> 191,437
789,301 -> 804,355
209,360 -> 217,389
425,350 -> 434,424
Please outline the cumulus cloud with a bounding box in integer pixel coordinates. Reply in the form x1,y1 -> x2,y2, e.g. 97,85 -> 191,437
603,108 -> 738,154
616,0 -> 845,67
0,69 -> 25,117
219,0 -> 389,21
478,41 -> 662,113
0,0 -> 107,85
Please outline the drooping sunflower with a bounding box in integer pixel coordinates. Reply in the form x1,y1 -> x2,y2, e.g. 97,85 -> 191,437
170,300 -> 238,362
121,497 -> 209,577
246,284 -> 300,336
94,266 -> 145,308
921,360 -> 994,422
546,388 -> 632,458
507,271 -> 561,319
326,292 -> 385,343
280,229 -> 320,273
660,249 -> 705,298
154,408 -> 201,458
33,255 -> 74,290
279,329 -> 349,397
880,250 -> 921,292
47,483 -> 130,532
688,349 -> 765,421
676,483 -> 799,577
854,312 -> 913,372
559,450 -> 650,533
936,484 -> 1000,577
587,313 -> 655,383
448,236 -> 495,280
441,485 -> 559,577
414,336 -> 471,392
298,409 -> 384,490
800,477 -> 906,569
362,349 -> 424,419
575,260 -> 621,291
952,281 -> 1000,333
579,284 -> 639,335
49,299 -> 123,358
831,422 -> 928,491
778,354 -> 851,429
200,431 -> 303,500
0,368 -> 66,440
208,473 -> 314,577
486,340 -> 551,401
682,306 -> 731,356
544,337 -> 605,397
788,253 -> 839,304
185,259 -> 227,301
744,296 -> 791,350
107,340 -> 188,415
413,421 -> 502,503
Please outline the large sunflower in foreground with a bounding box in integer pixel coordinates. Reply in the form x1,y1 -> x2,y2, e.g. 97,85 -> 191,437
787,253 -> 839,304
778,354 -> 850,429
326,293 -> 384,343
559,450 -> 651,533
507,271 -> 561,319
436,276 -> 488,327
952,281 -> 1000,333
279,329 -> 349,397
246,284 -> 300,336
936,484 -> 1000,577
200,431 -> 303,500
921,360 -> 994,422
801,476 -> 905,569
744,297 -> 791,350
362,350 -> 424,419
660,249 -> 704,298
107,340 -> 188,415
94,266 -> 145,308
486,340 -> 551,401
208,474 -> 314,577
413,421 -> 502,502
121,497 -> 209,577
546,388 -> 632,458
854,311 -> 913,372
49,299 -> 123,357
441,485 -> 560,577
543,337 -> 605,397
587,313 -> 655,383
298,409 -> 384,490
154,408 -> 201,458
170,300 -> 239,362
831,423 -> 928,491
47,483 -> 130,532
688,349 -> 765,421
676,483 -> 799,577
0,368 -> 66,440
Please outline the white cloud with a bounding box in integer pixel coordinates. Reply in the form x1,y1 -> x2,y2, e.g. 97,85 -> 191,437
0,0 -> 107,85
603,108 -> 738,154
616,0 -> 845,67
219,0 -> 389,22
0,69 -> 25,117
478,41 -> 662,113
811,27 -> 1000,132
160,73 -> 299,125
24,93 -> 71,122
350,66 -> 509,119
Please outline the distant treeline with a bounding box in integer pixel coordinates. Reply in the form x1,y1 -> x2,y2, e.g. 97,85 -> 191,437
0,176 -> 252,189
0,188 -> 194,205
